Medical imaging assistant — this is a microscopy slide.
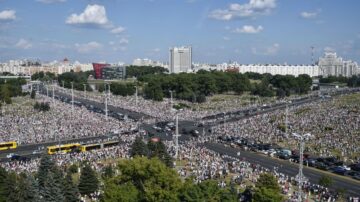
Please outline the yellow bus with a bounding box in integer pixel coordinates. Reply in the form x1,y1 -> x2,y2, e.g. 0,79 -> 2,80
0,141 -> 17,151
47,143 -> 81,155
80,140 -> 120,152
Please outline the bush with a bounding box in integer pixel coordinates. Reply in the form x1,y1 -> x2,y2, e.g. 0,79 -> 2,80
34,102 -> 50,112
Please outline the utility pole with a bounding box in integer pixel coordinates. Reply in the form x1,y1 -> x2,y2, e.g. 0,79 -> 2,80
52,82 -> 55,103
169,90 -> 174,112
292,133 -> 312,202
311,46 -> 315,66
135,86 -> 138,106
105,83 -> 109,121
71,82 -> 74,112
285,102 -> 289,136
174,114 -> 179,159
83,84 -> 86,98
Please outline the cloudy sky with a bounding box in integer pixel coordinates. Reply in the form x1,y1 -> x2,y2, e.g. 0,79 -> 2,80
1,0 -> 360,64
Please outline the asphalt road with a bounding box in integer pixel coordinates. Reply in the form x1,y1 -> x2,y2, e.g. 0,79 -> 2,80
43,87 -> 150,121
205,143 -> 360,197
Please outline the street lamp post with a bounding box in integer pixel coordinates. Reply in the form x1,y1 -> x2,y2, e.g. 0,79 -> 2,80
135,86 -> 138,106
83,84 -> 86,98
71,82 -> 74,112
104,83 -> 110,121
52,82 -> 55,103
292,132 -> 312,202
174,114 -> 179,159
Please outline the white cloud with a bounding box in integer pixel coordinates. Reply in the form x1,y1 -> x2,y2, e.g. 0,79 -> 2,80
233,25 -> 263,34
209,0 -> 276,21
36,0 -> 66,3
15,38 -> 32,49
66,4 -> 110,28
119,38 -> 129,44
152,48 -> 161,52
111,26 -> 125,34
0,10 -> 16,21
75,41 -> 102,53
252,43 -> 280,55
301,11 -> 317,19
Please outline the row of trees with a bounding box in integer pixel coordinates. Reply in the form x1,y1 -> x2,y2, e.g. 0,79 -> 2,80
0,155 -> 99,202
31,71 -> 57,82
57,71 -> 93,92
126,65 -> 168,78
102,156 -> 285,202
141,70 -> 313,102
130,137 -> 173,167
318,75 -> 360,87
98,82 -> 136,97
0,78 -> 27,105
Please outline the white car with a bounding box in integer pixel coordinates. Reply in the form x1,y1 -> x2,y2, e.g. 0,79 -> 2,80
340,165 -> 351,171
6,153 -> 16,158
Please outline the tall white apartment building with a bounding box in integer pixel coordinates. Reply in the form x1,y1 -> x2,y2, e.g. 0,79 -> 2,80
318,52 -> 344,77
169,46 -> 192,73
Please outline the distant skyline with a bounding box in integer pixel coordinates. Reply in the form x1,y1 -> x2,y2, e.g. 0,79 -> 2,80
1,0 -> 360,64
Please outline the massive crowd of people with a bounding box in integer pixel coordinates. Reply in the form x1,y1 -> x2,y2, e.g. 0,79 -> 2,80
0,94 -> 136,144
0,85 -> 359,201
212,93 -> 360,163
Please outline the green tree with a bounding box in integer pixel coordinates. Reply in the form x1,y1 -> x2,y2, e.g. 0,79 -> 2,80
103,157 -> 182,202
144,80 -> 163,101
253,187 -> 283,202
42,172 -> 65,202
63,172 -> 79,202
102,181 -> 140,202
147,140 -> 173,167
102,165 -> 115,179
252,173 -> 282,202
17,173 -> 40,202
130,137 -> 148,157
318,175 -> 333,188
30,90 -> 36,99
37,155 -> 55,188
3,172 -> 18,202
0,167 -> 8,202
78,164 -> 99,196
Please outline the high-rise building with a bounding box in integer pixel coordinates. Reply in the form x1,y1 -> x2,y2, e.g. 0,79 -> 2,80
318,52 -> 343,77
169,46 -> 192,73
318,52 -> 359,77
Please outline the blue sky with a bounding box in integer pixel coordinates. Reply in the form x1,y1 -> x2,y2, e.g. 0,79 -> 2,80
0,0 -> 360,64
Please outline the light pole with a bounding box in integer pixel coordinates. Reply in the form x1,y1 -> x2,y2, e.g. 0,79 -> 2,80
135,86 -> 138,107
52,82 -> 55,103
292,132 -> 312,202
285,101 -> 292,136
104,83 -> 110,121
46,86 -> 49,97
83,84 -> 86,99
169,90 -> 174,112
174,114 -> 180,159
62,81 -> 65,93
71,82 -> 74,112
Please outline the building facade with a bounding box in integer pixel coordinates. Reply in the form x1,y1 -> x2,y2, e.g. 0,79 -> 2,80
318,52 -> 359,77
169,46 -> 192,73
101,66 -> 126,80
